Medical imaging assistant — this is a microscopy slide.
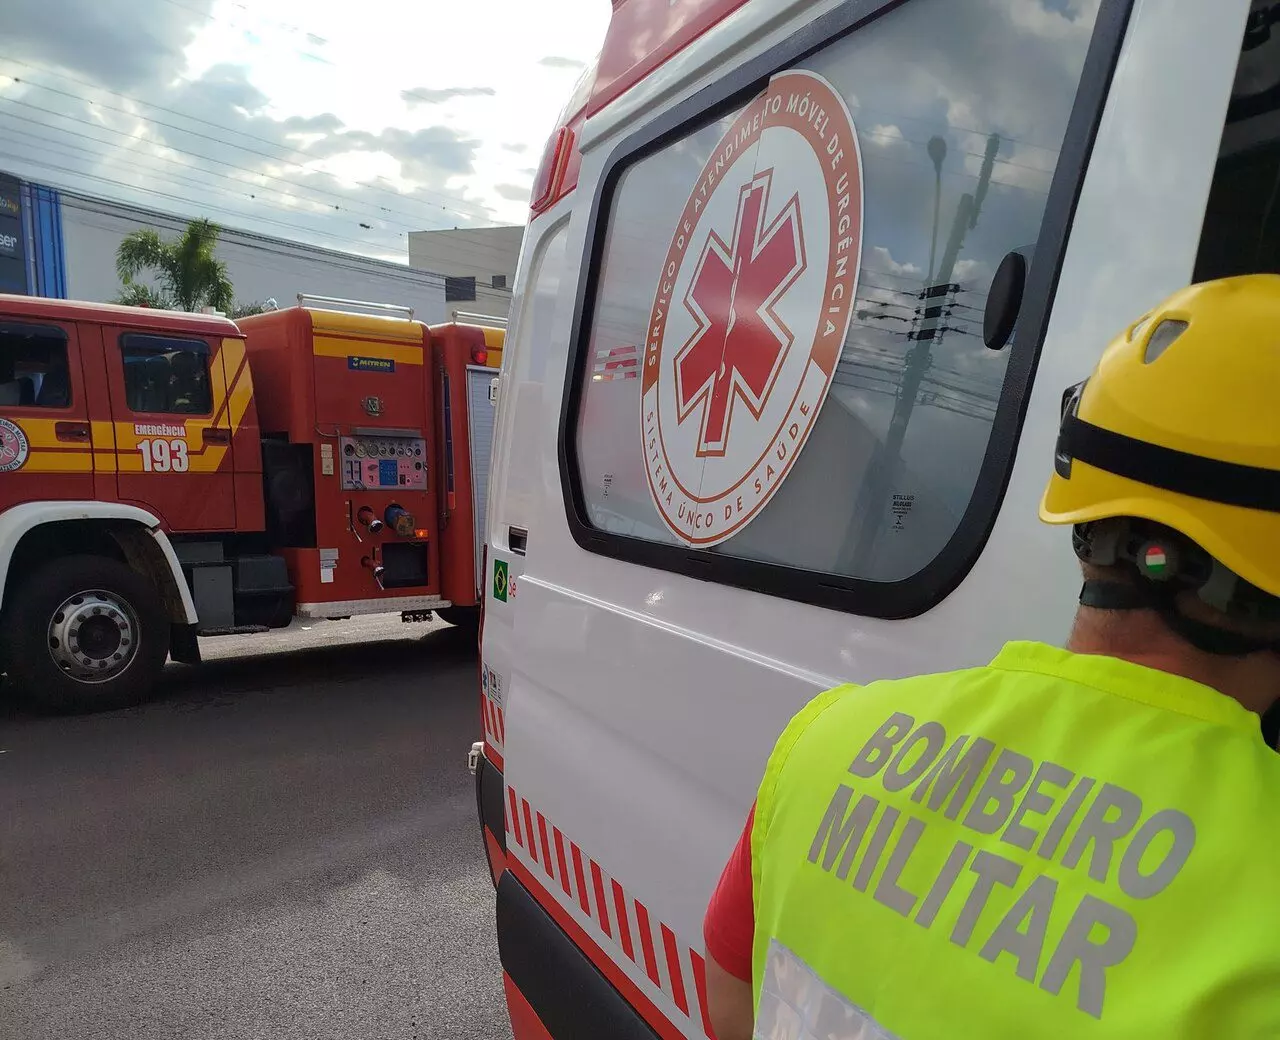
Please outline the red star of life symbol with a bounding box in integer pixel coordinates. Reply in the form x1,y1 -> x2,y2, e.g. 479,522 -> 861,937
673,168 -> 806,457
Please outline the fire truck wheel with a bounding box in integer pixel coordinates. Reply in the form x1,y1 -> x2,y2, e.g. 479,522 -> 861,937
1,555 -> 169,713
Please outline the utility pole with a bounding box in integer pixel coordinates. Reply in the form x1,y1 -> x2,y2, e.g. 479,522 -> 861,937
927,136 -> 947,283
846,133 -> 1001,574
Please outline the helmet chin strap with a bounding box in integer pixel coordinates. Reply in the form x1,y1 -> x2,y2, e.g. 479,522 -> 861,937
1080,579 -> 1279,657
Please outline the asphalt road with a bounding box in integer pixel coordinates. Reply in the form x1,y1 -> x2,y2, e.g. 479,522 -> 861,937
0,617 -> 512,1040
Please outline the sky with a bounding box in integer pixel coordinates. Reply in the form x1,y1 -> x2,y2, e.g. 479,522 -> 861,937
0,0 -> 610,261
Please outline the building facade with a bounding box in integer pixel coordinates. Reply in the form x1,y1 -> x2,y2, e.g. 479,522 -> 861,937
408,225 -> 523,323
0,172 -> 449,323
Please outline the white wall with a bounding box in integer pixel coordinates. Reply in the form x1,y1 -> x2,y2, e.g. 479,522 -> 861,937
408,225 -> 523,281
60,194 -> 447,323
407,225 -> 521,323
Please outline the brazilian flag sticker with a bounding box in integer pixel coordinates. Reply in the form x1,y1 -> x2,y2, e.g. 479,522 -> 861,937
493,559 -> 509,603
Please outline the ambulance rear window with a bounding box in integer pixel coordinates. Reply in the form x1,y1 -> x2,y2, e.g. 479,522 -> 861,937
560,0 -> 1125,617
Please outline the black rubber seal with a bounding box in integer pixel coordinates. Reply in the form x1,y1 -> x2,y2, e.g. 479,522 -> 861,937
475,749 -> 507,857
497,870 -> 660,1040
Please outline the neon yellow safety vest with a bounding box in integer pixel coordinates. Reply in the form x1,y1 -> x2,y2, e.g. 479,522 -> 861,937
750,641 -> 1280,1039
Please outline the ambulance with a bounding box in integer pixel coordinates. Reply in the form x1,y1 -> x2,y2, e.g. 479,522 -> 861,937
473,1 -> 1276,1035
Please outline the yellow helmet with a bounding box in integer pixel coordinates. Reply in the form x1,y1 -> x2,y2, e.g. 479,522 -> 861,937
1040,275 -> 1280,599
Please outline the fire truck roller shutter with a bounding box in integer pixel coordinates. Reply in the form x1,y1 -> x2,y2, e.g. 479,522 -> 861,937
261,438 -> 317,549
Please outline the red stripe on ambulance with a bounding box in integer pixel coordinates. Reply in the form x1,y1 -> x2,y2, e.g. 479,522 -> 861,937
503,782 -> 713,1037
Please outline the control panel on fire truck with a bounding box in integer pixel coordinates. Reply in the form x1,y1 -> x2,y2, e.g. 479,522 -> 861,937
339,434 -> 427,490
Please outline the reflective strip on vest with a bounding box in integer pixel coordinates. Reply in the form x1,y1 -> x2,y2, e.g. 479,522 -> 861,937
756,939 -> 898,1040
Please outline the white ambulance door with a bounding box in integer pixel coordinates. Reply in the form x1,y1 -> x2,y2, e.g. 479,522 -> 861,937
480,224 -> 572,770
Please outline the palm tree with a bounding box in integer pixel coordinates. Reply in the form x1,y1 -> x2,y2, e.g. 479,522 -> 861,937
115,218 -> 235,313
231,300 -> 268,319
115,283 -> 175,310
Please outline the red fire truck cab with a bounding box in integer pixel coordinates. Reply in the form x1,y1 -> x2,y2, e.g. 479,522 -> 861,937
0,293 -> 500,711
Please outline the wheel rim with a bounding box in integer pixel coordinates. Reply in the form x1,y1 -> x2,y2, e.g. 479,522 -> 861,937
46,589 -> 140,685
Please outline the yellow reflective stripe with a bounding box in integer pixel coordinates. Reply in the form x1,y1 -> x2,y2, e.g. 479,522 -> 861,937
91,417 -> 116,472
24,450 -> 93,472
222,338 -> 252,420
219,337 -> 247,387
8,417 -> 61,449
308,310 -> 423,343
113,420 -> 195,450
112,421 -> 207,472
2,419 -> 100,472
11,336 -> 257,476
113,339 -> 256,473
312,336 -> 424,366
199,339 -> 256,471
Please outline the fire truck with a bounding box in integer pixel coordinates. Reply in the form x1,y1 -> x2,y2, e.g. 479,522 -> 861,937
474,0 -> 1277,1037
0,293 -> 501,712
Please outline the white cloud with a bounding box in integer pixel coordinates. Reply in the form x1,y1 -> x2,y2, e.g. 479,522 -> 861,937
953,258 -> 993,283
401,86 -> 497,106
538,56 -> 587,70
867,124 -> 907,148
0,0 -> 610,260
868,245 -> 922,279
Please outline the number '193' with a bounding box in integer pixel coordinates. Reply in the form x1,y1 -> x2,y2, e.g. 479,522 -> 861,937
138,438 -> 190,473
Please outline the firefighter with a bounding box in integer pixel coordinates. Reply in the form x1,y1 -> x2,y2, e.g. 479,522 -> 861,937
703,275 -> 1280,1039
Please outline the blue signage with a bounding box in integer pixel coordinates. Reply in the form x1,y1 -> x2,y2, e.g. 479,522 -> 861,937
0,174 -> 28,295
347,356 -> 395,373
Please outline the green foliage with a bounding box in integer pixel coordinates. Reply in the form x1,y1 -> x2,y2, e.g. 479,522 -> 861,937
114,283 -> 176,310
115,218 -> 235,313
230,300 -> 269,319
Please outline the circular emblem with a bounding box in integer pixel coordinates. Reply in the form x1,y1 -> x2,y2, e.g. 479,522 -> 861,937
641,69 -> 863,546
0,418 -> 29,473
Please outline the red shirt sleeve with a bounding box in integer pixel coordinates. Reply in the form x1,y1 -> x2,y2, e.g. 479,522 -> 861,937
703,803 -> 756,982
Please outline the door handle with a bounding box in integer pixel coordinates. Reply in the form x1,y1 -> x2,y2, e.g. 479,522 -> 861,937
509,526 -> 528,555
203,428 -> 231,445
54,421 -> 91,443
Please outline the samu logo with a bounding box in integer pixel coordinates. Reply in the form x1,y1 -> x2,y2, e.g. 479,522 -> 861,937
640,69 -> 864,547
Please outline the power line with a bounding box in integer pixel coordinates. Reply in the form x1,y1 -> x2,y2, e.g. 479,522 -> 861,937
1,145 -> 406,253
0,56 -> 496,222
0,82 -> 506,246
3,144 -> 519,298
0,99 -> 524,272
2,122 -> 276,208
857,124 -> 1057,181
0,118 -> 470,261
849,98 -> 1064,156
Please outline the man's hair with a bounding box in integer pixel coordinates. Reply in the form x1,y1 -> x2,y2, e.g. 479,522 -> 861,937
1078,557 -> 1280,649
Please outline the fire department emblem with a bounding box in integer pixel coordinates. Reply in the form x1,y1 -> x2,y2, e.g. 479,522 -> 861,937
0,418 -> 29,473
641,69 -> 862,546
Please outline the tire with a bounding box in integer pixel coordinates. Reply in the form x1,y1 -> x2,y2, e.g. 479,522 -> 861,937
436,606 -> 480,634
1,555 -> 170,713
